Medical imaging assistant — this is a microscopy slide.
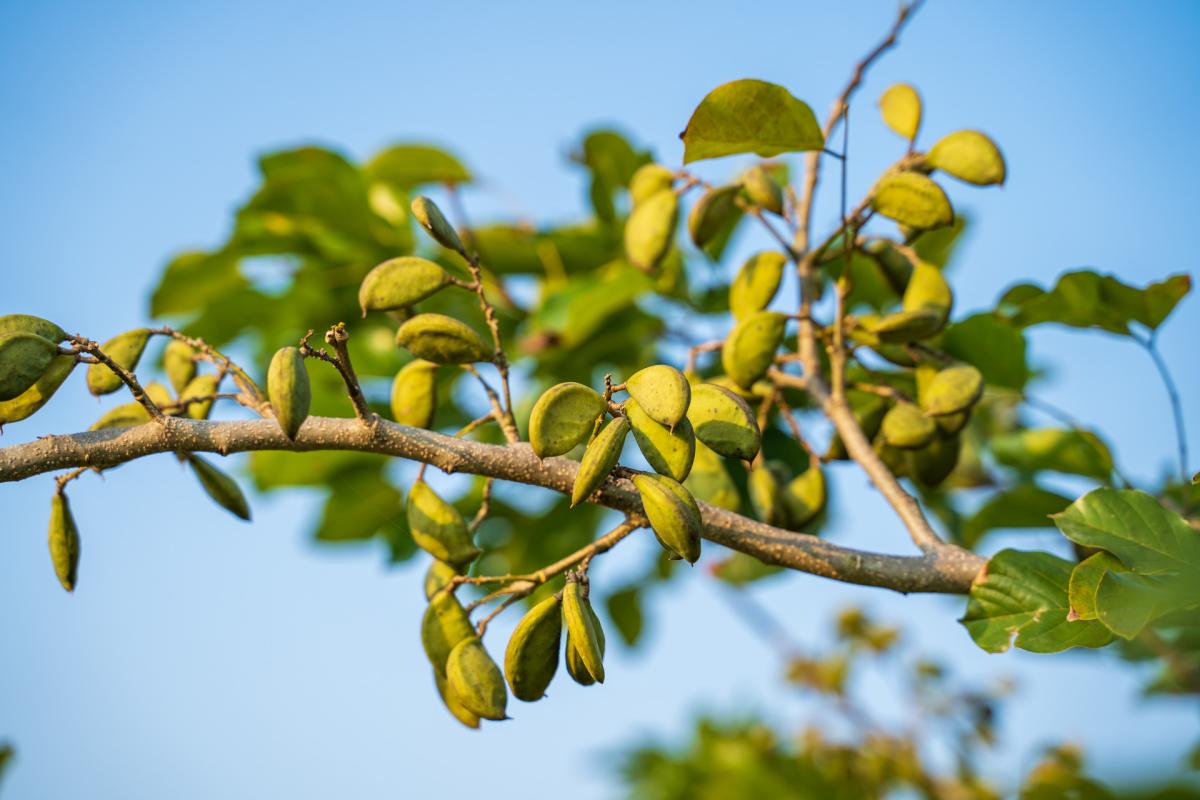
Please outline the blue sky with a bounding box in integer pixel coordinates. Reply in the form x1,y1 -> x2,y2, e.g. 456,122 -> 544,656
1,1 -> 1198,797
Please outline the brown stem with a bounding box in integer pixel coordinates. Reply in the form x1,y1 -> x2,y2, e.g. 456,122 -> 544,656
68,336 -> 163,420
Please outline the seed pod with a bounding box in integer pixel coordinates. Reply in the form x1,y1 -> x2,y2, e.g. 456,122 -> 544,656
875,435 -> 910,478
359,256 -> 454,316
48,492 -> 81,592
421,590 -> 475,672
395,313 -> 492,364
903,261 -> 953,318
0,354 -> 75,426
142,381 -> 174,412
742,165 -> 784,215
624,188 -> 677,272
90,402 -> 151,431
504,594 -> 563,701
180,374 -> 221,420
920,365 -> 984,417
686,382 -> 760,461
633,473 -> 702,563
626,398 -> 695,482
881,402 -> 936,450
446,637 -> 508,721
528,382 -> 607,458
411,196 -> 468,256
187,455 -> 251,520
424,559 -> 462,600
390,359 -> 439,428
927,130 -> 1006,186
86,328 -> 151,396
267,346 -> 311,440
626,364 -> 690,429
0,314 -> 69,343
0,332 -> 57,401
730,251 -> 786,320
878,83 -> 922,141
162,340 -> 197,395
721,311 -> 786,389
870,172 -> 953,230
688,184 -> 742,249
406,480 -> 482,568
565,593 -> 607,686
781,465 -> 826,530
685,440 -> 741,512
748,463 -> 783,525
432,667 -> 480,729
935,409 -> 971,436
562,578 -> 605,683
908,433 -> 961,487
628,163 -> 675,206
572,417 -> 630,507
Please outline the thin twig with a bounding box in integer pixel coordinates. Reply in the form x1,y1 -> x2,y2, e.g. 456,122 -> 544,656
463,365 -> 519,444
67,336 -> 163,420
298,325 -> 375,423
1135,333 -> 1189,484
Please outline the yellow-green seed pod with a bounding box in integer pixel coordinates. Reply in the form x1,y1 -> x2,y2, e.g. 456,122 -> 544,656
390,359 -> 439,428
163,340 -> 197,395
572,416 -> 630,507
89,402 -> 151,431
395,313 -> 492,364
562,579 -> 605,683
629,163 -> 675,206
626,364 -> 690,429
422,590 -> 475,673
869,309 -> 944,344
742,165 -> 784,215
920,365 -> 984,417
927,130 -> 1006,186
424,559 -> 462,600
903,261 -> 953,318
359,256 -> 454,316
48,492 -> 81,592
781,465 -> 826,530
86,328 -> 151,396
730,251 -> 786,320
870,172 -> 953,230
748,463 -> 783,526
875,436 -> 909,478
721,311 -> 786,389
908,433 -> 961,487
411,195 -> 468,256
686,382 -> 760,461
446,637 -> 508,721
633,473 -> 702,564
565,594 -> 606,687
528,382 -> 607,459
688,184 -> 741,248
268,346 -> 311,440
878,83 -> 922,141
624,188 -> 678,272
0,354 -> 75,427
685,440 -> 740,512
0,313 -> 69,343
433,667 -> 480,729
143,381 -> 173,412
0,332 -> 58,401
626,398 -> 695,482
406,480 -> 482,568
180,373 -> 221,420
187,455 -> 251,520
504,594 -> 563,702
935,409 -> 971,436
881,402 -> 936,450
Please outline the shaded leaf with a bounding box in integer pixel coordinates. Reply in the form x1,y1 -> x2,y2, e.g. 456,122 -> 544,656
681,79 -> 823,164
962,484 -> 1072,549
991,428 -> 1113,481
1000,270 -> 1191,334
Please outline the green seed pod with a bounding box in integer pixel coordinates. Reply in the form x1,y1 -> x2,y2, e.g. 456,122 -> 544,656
424,559 -> 462,600
0,354 -> 75,427
686,382 -> 760,461
684,440 -> 740,512
565,594 -> 607,687
572,417 -> 630,507
903,261 -> 953,318
86,328 -> 151,396
180,373 -> 221,420
781,465 -> 826,530
927,130 -> 1006,186
528,382 -> 607,459
421,590 -> 475,672
748,463 -> 783,526
624,188 -> 678,272
881,402 -> 936,450
626,398 -> 695,482
729,251 -> 786,320
878,83 -> 922,141
869,309 -> 944,344
742,165 -> 784,215
0,332 -> 58,401
446,637 -> 508,721
267,346 -> 311,440
920,365 -> 984,417
89,402 -> 151,431
432,667 -> 480,729
0,314 -> 69,343
411,196 -> 468,256
870,172 -> 953,230
688,184 -> 742,250
162,340 -> 197,395
406,480 -> 482,568
562,578 -> 605,683
48,492 -> 81,592
628,163 -> 675,206
875,436 -> 909,478
633,473 -> 702,564
395,313 -> 493,364
143,381 -> 173,411
359,256 -> 454,316
935,409 -> 971,436
626,364 -> 690,429
187,455 -> 251,520
721,311 -> 786,389
908,433 -> 961,487
390,359 -> 439,428
504,594 -> 563,701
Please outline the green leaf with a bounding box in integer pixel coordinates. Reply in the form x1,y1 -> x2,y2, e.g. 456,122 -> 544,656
364,143 -> 471,188
605,585 -> 645,647
1000,270 -> 1191,334
940,313 -> 1029,390
151,251 -> 248,317
962,484 -> 1072,549
711,552 -> 783,585
960,549 -> 1114,653
681,79 -> 823,164
990,428 -> 1113,481
1068,551 -> 1123,621
1052,488 -> 1200,577
527,261 -> 654,348
314,470 -> 405,543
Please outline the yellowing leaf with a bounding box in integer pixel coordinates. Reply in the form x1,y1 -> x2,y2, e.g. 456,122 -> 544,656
681,79 -> 823,164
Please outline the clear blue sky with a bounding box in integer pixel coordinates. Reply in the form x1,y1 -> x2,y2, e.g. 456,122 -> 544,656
2,1 -> 1198,797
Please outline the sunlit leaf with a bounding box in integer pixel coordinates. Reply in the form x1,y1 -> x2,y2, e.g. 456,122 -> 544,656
681,79 -> 823,164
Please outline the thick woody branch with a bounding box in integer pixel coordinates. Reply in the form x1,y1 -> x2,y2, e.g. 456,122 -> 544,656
0,416 -> 983,594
